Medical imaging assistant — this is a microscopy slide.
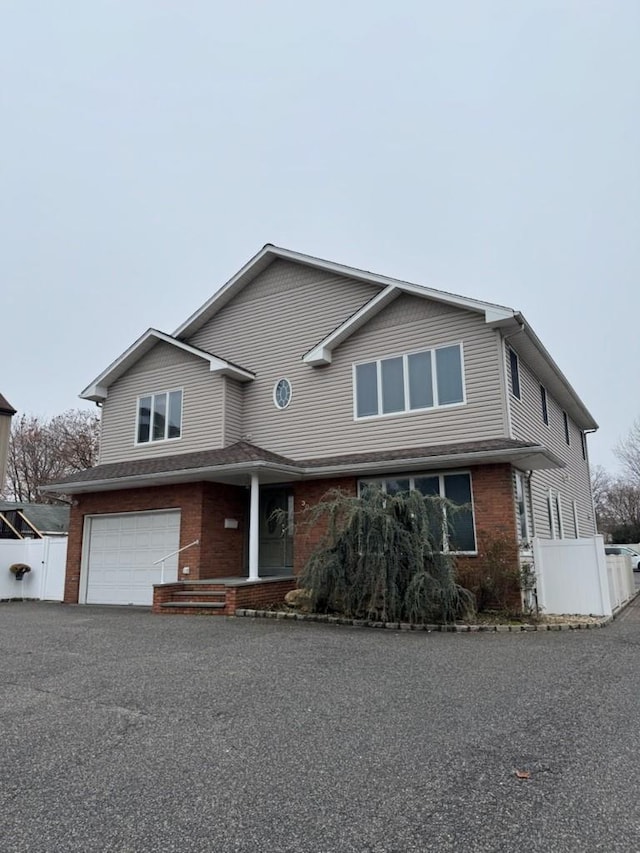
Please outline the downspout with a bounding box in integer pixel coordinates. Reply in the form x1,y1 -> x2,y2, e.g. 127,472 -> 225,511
583,427 -> 598,535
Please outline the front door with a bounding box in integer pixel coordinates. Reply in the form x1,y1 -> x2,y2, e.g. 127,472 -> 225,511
259,487 -> 293,576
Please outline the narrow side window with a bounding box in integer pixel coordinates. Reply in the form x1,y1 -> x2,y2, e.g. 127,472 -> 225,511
509,349 -> 521,399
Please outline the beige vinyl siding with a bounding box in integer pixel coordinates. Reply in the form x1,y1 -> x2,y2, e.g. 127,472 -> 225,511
507,344 -> 595,537
188,258 -> 507,459
188,259 -> 381,371
223,378 -> 244,445
99,342 -> 225,464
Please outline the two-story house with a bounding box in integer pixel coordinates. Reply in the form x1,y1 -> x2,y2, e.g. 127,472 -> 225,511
43,245 -> 598,614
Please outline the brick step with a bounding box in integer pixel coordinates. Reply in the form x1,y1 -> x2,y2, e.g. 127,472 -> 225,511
158,606 -> 228,616
160,601 -> 226,613
172,591 -> 226,600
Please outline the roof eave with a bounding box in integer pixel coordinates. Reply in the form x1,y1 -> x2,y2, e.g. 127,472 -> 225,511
175,244 -> 517,342
79,329 -> 254,401
39,459 -> 305,494
301,445 -> 565,479
502,314 -> 598,431
39,444 -> 563,495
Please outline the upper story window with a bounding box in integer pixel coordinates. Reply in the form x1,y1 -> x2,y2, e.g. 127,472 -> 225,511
137,390 -> 182,444
540,385 -> 549,425
509,349 -> 521,399
273,378 -> 292,410
354,344 -> 464,419
563,411 -> 570,445
359,471 -> 476,553
580,431 -> 587,460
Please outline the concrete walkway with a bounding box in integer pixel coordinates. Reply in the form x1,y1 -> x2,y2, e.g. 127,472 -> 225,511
1,600 -> 640,852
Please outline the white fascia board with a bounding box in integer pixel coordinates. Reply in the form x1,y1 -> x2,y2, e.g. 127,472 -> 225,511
301,446 -> 565,479
80,329 -> 254,402
44,444 -> 564,494
174,243 -> 517,341
510,314 -> 598,431
174,245 -> 275,338
303,286 -> 400,366
40,459 -> 304,494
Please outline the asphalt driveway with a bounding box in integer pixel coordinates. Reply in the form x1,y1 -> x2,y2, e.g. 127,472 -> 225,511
2,602 -> 640,853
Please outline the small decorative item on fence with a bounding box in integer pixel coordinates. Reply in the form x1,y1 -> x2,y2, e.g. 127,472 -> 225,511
9,563 -> 31,581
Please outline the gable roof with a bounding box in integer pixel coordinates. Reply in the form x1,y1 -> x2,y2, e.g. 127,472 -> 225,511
172,244 -> 597,429
174,244 -> 516,341
81,329 -> 255,402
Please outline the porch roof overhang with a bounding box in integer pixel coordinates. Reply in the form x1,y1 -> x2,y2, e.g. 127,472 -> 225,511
39,439 -> 564,496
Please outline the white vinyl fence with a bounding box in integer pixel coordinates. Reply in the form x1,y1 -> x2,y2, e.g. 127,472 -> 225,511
532,535 -> 635,617
0,537 -> 67,601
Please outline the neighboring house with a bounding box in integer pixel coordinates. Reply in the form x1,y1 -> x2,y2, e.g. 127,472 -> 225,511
0,394 -> 16,494
42,245 -> 598,613
0,502 -> 70,539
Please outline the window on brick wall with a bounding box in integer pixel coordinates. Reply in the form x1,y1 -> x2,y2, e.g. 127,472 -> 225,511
359,471 -> 476,553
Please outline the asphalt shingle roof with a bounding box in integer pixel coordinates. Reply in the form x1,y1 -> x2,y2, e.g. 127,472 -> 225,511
44,437 -> 547,489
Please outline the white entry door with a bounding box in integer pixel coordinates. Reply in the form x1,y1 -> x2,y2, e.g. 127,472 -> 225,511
84,510 -> 181,605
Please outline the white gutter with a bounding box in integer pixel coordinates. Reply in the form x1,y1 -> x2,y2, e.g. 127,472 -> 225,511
40,444 -> 563,495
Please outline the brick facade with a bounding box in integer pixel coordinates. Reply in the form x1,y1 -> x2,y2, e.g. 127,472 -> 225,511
64,481 -> 247,604
65,463 -> 520,611
292,477 -> 358,576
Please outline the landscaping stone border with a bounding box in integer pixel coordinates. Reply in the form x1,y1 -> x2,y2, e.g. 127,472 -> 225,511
233,609 -> 614,632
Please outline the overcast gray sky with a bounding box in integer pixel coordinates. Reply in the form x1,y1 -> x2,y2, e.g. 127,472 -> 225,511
1,0 -> 638,474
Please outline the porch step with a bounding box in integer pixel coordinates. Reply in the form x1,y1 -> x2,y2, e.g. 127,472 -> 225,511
160,601 -> 226,610
172,591 -> 226,600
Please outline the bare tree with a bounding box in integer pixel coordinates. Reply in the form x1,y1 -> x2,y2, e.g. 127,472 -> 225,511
592,463 -> 640,542
591,464 -> 612,530
615,418 -> 640,484
2,409 -> 100,503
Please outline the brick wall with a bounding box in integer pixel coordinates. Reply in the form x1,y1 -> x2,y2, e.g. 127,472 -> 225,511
291,465 -> 521,609
292,477 -> 358,576
64,481 -> 248,604
456,463 -> 521,609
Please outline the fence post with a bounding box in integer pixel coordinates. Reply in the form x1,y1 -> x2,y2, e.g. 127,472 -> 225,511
594,535 -> 612,616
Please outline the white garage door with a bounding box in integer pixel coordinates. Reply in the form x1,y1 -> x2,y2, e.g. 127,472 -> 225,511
85,511 -> 181,605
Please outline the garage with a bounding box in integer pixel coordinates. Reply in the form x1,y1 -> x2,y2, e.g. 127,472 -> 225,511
83,510 -> 181,605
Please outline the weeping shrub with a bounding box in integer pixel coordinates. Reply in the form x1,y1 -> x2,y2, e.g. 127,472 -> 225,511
297,487 -> 475,624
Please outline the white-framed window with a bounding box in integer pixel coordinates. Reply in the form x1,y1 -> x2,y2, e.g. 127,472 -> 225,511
580,431 -> 587,460
509,349 -> 521,399
354,343 -> 465,419
136,390 -> 183,444
358,470 -> 477,553
563,411 -> 570,445
273,378 -> 292,410
515,471 -> 528,543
